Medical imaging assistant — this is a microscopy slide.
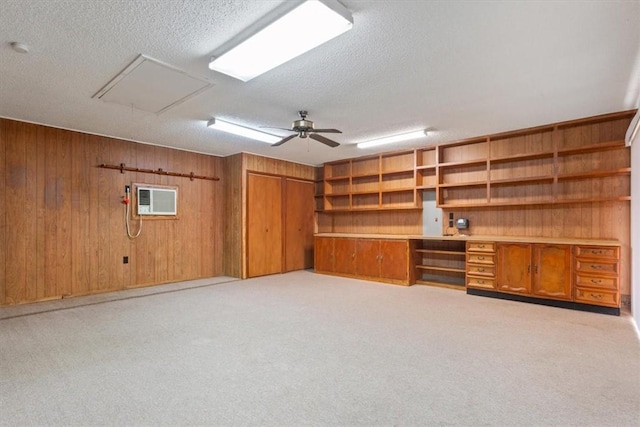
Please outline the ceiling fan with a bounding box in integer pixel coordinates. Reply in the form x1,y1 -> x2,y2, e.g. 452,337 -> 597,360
266,111 -> 342,147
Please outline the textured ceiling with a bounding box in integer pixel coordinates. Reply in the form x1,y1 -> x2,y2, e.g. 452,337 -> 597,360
1,0 -> 639,166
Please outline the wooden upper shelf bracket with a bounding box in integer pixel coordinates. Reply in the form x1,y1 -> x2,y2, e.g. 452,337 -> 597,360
99,163 -> 220,181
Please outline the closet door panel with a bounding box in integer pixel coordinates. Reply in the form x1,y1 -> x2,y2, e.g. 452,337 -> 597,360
247,173 -> 282,277
284,178 -> 314,272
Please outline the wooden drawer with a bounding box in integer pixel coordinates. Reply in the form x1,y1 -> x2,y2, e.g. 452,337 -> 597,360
467,277 -> 496,290
466,264 -> 495,277
467,242 -> 495,253
574,246 -> 619,260
467,254 -> 495,265
575,287 -> 619,307
575,274 -> 618,290
575,259 -> 618,275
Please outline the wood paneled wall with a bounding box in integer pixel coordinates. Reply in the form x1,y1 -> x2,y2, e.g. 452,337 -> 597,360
0,119 -> 224,305
223,153 -> 316,279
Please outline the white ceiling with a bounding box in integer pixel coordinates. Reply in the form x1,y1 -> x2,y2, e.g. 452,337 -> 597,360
1,0 -> 639,166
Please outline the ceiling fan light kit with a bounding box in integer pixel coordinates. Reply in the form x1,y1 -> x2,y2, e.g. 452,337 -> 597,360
207,118 -> 281,144
208,0 -> 353,82
357,129 -> 429,149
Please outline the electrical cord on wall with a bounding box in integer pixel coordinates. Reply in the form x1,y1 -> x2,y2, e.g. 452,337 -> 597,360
124,187 -> 142,239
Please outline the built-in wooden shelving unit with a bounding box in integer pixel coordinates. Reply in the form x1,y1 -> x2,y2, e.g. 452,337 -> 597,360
321,110 -> 633,211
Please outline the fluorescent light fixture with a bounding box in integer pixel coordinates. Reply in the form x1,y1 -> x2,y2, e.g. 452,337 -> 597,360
209,0 -> 353,82
207,118 -> 281,144
357,130 -> 428,149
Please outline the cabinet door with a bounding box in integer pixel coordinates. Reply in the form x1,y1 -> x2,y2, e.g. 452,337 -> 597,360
284,178 -> 315,272
315,237 -> 334,273
247,173 -> 283,277
334,238 -> 357,275
355,239 -> 380,278
532,244 -> 571,300
497,243 -> 531,294
379,240 -> 408,282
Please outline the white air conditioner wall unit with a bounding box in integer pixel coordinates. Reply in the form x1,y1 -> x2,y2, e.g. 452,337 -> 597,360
137,186 -> 177,215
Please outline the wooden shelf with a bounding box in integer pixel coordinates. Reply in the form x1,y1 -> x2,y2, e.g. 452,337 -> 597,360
416,249 -> 465,256
438,158 -> 487,168
380,187 -> 415,194
351,190 -> 380,196
557,168 -> 631,181
557,140 -> 625,156
416,265 -> 466,273
381,169 -> 414,176
322,119 -> 630,211
352,172 -> 380,179
490,176 -> 555,186
490,151 -> 554,164
438,181 -> 487,189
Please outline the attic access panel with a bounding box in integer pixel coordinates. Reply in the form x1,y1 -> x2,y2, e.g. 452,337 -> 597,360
93,54 -> 213,114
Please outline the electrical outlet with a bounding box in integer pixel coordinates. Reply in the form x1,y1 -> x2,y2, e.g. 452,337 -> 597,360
123,256 -> 129,264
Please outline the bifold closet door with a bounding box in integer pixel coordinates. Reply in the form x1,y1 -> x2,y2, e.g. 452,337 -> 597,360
247,173 -> 283,278
284,178 -> 314,272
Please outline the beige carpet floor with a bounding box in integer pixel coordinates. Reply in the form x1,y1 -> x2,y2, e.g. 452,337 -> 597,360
1,270 -> 638,426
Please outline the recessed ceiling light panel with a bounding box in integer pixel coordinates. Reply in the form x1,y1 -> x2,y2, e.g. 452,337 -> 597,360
209,0 -> 353,82
207,118 -> 281,144
357,130 -> 428,149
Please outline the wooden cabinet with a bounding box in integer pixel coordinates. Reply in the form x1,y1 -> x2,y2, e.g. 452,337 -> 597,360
573,245 -> 620,307
465,241 -> 496,290
314,236 -> 334,273
497,243 -> 532,294
355,239 -> 409,283
497,243 -> 571,300
334,237 -> 357,276
531,244 -> 572,300
314,237 -> 409,285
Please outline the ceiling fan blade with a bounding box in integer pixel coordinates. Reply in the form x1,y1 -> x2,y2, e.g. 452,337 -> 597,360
310,128 -> 342,134
272,134 -> 297,147
309,133 -> 340,147
260,126 -> 294,132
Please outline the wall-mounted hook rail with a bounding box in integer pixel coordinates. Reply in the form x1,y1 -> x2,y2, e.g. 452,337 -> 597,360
99,163 -> 219,181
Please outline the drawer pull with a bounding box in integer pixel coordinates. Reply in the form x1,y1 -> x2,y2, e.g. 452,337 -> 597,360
591,250 -> 603,255
478,256 -> 485,260
478,280 -> 485,284
590,293 -> 603,300
591,264 -> 603,270
590,279 -> 602,284
477,268 -> 485,272
478,244 -> 485,248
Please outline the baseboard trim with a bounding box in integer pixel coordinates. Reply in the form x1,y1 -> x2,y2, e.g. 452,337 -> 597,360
466,288 -> 620,316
